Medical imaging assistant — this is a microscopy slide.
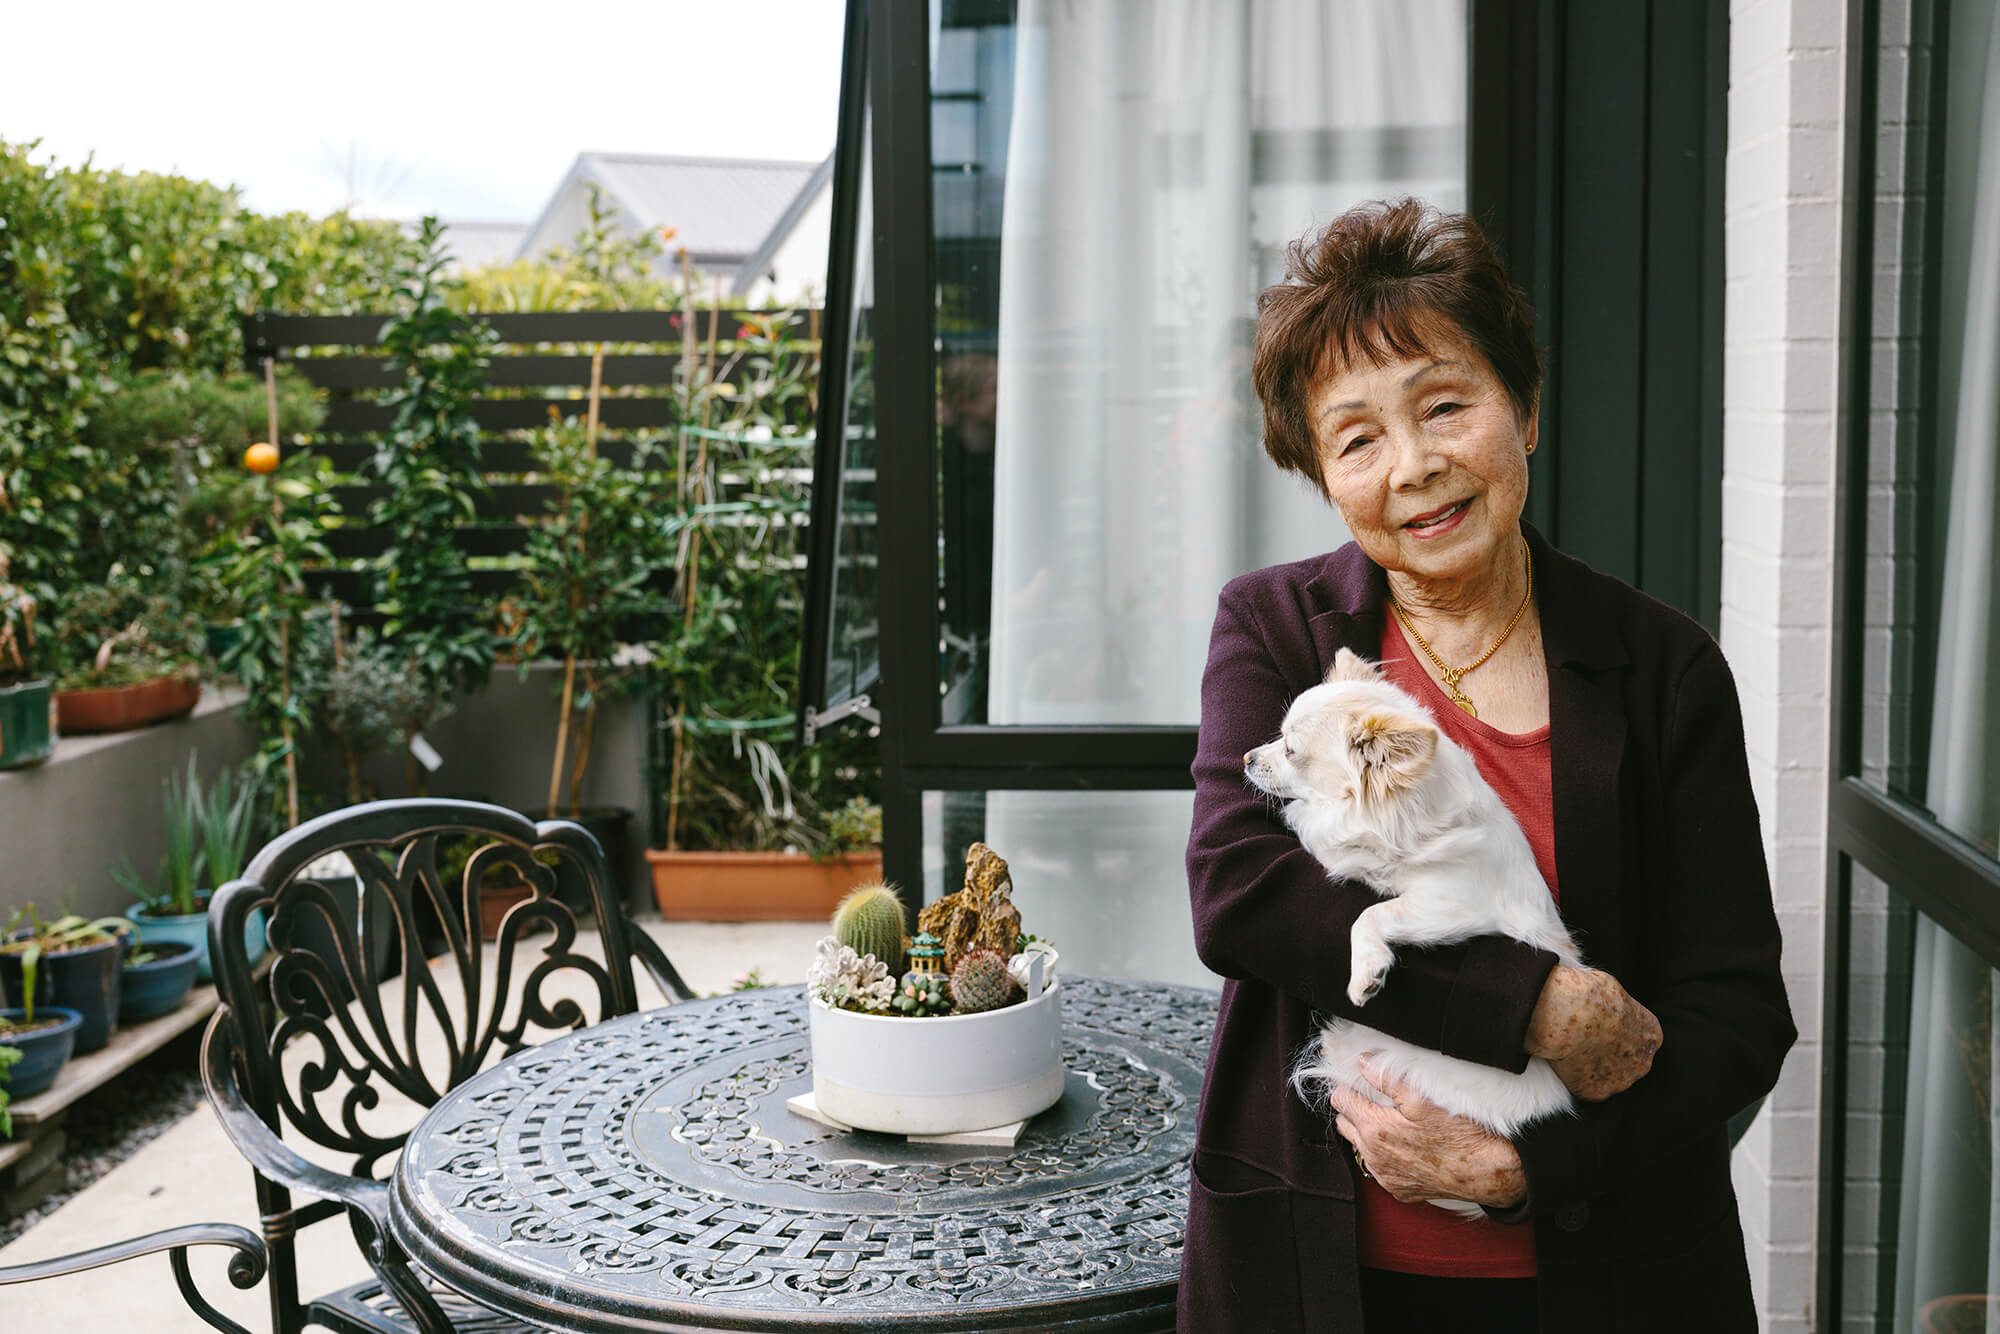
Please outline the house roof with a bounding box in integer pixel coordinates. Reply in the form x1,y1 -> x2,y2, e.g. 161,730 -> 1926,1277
526,152 -> 826,264
434,220 -> 534,269
729,153 -> 836,296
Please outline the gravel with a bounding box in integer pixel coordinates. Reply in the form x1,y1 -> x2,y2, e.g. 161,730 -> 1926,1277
0,1030 -> 207,1249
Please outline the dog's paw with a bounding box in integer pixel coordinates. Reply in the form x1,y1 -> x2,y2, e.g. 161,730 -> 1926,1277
1347,942 -> 1393,1007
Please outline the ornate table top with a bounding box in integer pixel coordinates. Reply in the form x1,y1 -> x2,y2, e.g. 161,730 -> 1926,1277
391,977 -> 1217,1332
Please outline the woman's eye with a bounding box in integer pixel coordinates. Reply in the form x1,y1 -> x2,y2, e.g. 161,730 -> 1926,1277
1430,402 -> 1461,418
1340,435 -> 1372,454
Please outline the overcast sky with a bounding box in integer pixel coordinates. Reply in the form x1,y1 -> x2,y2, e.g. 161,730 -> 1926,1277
0,0 -> 848,222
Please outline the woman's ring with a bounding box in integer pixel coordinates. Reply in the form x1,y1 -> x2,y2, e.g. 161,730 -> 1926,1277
1356,1157 -> 1372,1181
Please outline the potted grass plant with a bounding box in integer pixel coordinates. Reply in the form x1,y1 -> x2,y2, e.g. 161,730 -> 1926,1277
0,907 -> 132,1054
118,753 -> 268,980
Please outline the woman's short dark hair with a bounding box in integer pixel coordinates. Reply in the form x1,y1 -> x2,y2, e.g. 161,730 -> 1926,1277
1252,198 -> 1543,496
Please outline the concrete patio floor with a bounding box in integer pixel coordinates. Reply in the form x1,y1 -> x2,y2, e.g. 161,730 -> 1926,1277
0,917 -> 826,1332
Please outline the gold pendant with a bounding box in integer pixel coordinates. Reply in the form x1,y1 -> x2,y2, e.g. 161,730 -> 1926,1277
1452,692 -> 1478,719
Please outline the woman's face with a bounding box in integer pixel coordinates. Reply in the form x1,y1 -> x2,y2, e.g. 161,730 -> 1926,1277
1308,338 -> 1535,593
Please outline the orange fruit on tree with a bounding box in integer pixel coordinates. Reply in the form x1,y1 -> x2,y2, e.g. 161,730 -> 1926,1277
244,442 -> 280,474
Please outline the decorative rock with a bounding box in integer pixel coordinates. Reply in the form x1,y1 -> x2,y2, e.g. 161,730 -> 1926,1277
918,842 -> 1023,973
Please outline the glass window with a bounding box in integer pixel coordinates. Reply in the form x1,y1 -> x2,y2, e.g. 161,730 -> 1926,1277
1858,0 -> 2000,860
920,789 -> 1214,989
1839,868 -> 1999,1333
930,0 -> 1469,729
824,117 -> 879,710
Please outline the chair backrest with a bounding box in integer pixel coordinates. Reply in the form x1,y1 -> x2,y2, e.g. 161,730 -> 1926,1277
208,799 -> 651,1177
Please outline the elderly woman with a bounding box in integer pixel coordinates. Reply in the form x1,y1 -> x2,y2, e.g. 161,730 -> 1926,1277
1180,200 -> 1796,1333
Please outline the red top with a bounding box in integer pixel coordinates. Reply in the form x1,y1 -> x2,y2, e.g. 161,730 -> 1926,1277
1353,613 -> 1558,1278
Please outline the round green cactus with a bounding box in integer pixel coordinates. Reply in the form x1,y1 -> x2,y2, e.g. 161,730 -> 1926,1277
831,881 -> 908,976
949,948 -> 1023,1014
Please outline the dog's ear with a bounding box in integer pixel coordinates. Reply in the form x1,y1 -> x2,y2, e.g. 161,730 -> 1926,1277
1326,648 -> 1383,685
1348,709 -> 1437,804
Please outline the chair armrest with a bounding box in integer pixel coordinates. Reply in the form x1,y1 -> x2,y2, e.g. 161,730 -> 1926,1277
630,926 -> 697,1003
0,1222 -> 266,1334
199,1009 -> 389,1220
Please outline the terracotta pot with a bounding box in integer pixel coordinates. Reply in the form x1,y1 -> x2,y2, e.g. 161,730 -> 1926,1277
478,883 -> 537,940
645,849 -> 884,921
56,672 -> 201,733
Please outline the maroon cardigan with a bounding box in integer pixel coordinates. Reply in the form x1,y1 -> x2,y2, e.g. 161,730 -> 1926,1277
1178,525 -> 1796,1333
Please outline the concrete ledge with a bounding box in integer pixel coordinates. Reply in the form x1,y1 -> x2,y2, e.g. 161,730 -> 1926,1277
0,687 -> 255,925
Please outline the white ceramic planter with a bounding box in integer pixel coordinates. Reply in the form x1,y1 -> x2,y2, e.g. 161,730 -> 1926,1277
808,980 -> 1065,1135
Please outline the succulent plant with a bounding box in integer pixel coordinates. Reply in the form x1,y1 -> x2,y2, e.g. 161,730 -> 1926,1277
892,970 -> 951,1016
831,882 -> 908,977
949,948 -> 1024,1015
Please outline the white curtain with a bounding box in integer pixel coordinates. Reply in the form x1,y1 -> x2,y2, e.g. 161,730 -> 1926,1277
977,0 -> 1466,986
1893,0 -> 2000,1327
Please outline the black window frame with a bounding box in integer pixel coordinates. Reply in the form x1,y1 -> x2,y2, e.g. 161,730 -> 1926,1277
1816,0 -> 2000,1323
803,0 -> 1729,895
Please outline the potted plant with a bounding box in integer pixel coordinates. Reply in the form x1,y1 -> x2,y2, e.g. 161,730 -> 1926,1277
643,308 -> 882,919
0,548 -> 56,769
0,999 -> 82,1101
118,939 -> 199,1023
118,752 -> 268,981
47,572 -> 205,733
0,907 -> 131,1054
804,847 -> 1064,1136
512,411 -> 673,893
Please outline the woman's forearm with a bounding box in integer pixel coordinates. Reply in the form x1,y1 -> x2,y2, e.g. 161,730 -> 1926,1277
1524,965 -> 1664,1100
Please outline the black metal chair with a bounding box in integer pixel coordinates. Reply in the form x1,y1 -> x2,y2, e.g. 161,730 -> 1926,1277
198,798 -> 695,1334
0,1223 -> 269,1333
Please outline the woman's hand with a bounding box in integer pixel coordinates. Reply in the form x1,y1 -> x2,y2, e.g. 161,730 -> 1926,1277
1525,965 -> 1663,1101
1329,1057 -> 1528,1209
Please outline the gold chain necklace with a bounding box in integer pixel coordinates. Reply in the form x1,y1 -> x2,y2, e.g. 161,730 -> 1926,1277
1388,536 -> 1533,720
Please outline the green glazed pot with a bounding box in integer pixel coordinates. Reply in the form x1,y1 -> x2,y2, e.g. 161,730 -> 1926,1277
0,679 -> 57,769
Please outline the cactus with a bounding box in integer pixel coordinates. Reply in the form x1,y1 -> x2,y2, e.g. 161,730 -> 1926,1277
831,882 -> 908,976
949,948 -> 1024,1014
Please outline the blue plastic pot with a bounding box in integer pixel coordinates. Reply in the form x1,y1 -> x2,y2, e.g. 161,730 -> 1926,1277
0,1006 -> 82,1098
0,931 -> 121,1054
126,901 -> 266,983
119,940 -> 199,1022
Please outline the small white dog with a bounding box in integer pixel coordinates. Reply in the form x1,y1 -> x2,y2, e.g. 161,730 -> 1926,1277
1243,648 -> 1584,1214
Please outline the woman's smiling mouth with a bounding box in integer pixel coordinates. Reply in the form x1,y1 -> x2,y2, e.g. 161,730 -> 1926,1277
1403,498 -> 1472,535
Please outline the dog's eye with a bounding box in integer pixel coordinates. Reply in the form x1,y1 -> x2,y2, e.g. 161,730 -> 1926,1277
1283,740 -> 1295,758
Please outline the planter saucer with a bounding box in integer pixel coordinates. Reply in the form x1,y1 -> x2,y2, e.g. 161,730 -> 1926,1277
784,1089 -> 1030,1147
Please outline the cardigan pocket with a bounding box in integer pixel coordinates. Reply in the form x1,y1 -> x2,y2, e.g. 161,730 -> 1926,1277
1179,1153 -> 1307,1333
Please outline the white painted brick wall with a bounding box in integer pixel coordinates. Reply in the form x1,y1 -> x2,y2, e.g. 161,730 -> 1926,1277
1723,0 -> 1847,1328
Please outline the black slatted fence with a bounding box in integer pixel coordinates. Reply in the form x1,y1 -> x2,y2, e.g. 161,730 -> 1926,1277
240,308 -> 818,616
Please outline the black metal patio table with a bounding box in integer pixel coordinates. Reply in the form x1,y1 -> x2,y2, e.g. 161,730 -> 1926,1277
390,976 -> 1216,1332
